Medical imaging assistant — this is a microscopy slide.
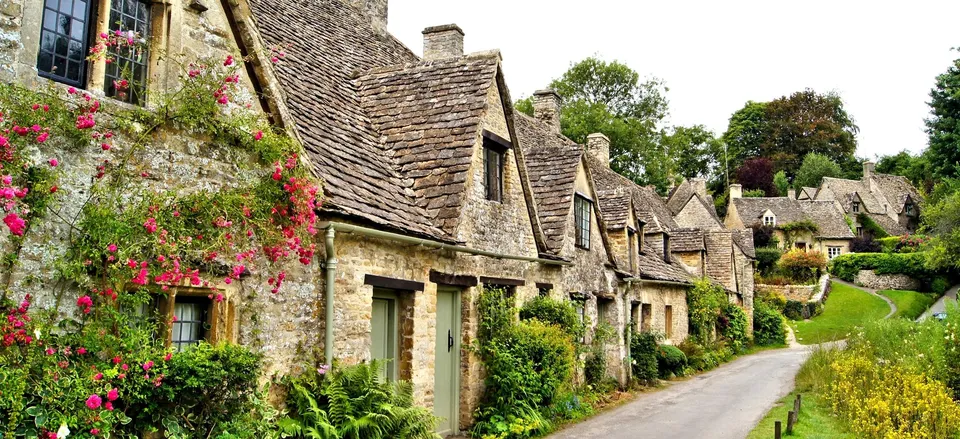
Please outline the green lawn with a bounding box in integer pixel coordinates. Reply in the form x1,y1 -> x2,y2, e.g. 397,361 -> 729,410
879,289 -> 939,320
789,282 -> 890,345
747,392 -> 854,439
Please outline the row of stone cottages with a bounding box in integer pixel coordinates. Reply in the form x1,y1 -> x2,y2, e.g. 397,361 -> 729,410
3,0 -> 755,435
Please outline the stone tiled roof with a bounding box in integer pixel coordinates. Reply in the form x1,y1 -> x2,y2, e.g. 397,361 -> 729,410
798,200 -> 856,239
671,228 -> 705,252
597,190 -> 632,230
248,0 -> 454,239
872,173 -> 921,214
865,213 -> 908,236
666,181 -> 695,214
356,55 -> 500,235
819,177 -> 884,214
586,156 -> 678,234
732,229 -> 755,258
732,197 -> 806,224
799,187 -> 818,200
635,251 -> 694,284
516,114 -> 583,253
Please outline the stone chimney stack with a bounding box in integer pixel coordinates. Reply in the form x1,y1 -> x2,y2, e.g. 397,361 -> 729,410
422,24 -> 464,60
787,188 -> 796,199
533,89 -> 562,133
863,161 -> 875,181
663,233 -> 671,263
729,183 -> 742,200
586,133 -> 610,167
691,178 -> 708,198
351,0 -> 388,33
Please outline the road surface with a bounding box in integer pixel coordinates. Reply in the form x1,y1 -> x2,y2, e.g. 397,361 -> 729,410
547,346 -> 814,439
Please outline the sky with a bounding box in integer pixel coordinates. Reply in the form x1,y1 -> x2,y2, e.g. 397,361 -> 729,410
388,0 -> 960,159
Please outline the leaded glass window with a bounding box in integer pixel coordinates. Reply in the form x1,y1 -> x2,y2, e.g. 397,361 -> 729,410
574,195 -> 591,249
38,0 -> 91,86
104,0 -> 150,105
483,138 -> 504,202
172,297 -> 209,351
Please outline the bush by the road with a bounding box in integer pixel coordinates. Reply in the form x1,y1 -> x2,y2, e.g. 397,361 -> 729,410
630,332 -> 660,384
656,345 -> 688,379
753,301 -> 787,346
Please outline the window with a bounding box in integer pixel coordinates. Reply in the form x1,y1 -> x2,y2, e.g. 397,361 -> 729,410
852,202 -> 860,213
596,300 -> 607,324
574,195 -> 592,249
171,296 -> 210,351
627,229 -> 637,272
630,303 -> 640,332
39,0 -> 92,86
483,138 -> 504,202
827,246 -> 841,260
640,303 -> 652,332
856,226 -> 864,237
763,214 -> 775,226
905,202 -> 915,216
665,305 -> 673,339
104,0 -> 151,105
371,290 -> 399,381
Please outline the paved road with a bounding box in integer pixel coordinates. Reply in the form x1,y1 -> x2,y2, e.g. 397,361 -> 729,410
919,284 -> 959,321
547,347 -> 815,439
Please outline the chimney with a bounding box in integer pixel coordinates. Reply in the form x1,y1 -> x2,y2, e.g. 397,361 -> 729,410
863,161 -> 875,181
422,24 -> 464,60
729,183 -> 742,200
662,233 -> 671,263
533,89 -> 561,133
691,178 -> 707,198
351,0 -> 387,33
586,133 -> 610,167
787,188 -> 796,199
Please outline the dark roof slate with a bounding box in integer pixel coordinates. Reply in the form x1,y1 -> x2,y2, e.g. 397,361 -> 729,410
731,197 -> 806,224
732,229 -> 756,258
516,114 -> 583,253
671,228 -> 705,252
635,251 -> 694,284
872,173 -> 922,214
798,200 -> 856,239
586,156 -> 678,234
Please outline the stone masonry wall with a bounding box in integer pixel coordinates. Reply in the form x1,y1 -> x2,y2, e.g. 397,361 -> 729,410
855,269 -> 921,291
757,284 -> 815,302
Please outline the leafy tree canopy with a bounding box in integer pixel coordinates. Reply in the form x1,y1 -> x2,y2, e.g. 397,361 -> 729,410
876,150 -> 934,193
925,52 -> 960,179
735,158 -> 776,196
793,152 -> 842,190
774,170 -> 789,197
662,124 -> 723,181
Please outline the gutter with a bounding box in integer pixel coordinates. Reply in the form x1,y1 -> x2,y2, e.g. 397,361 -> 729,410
319,221 -> 572,362
624,277 -> 692,288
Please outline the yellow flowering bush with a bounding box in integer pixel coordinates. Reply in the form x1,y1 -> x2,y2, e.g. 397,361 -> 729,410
829,355 -> 960,439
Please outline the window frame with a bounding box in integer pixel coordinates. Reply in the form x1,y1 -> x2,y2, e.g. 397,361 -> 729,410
103,0 -> 152,105
38,0 -> 96,88
827,246 -> 841,260
482,134 -> 508,203
852,201 -> 860,213
574,194 -> 592,250
627,227 -> 637,272
763,214 -> 775,226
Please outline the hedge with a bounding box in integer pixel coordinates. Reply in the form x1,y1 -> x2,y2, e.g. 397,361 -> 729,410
828,252 -> 931,282
755,246 -> 783,275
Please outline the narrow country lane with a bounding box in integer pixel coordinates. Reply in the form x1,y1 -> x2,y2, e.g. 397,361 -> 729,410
547,347 -> 813,439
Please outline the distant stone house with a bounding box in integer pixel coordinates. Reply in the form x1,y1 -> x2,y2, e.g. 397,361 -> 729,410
814,161 -> 921,237
725,185 -> 856,259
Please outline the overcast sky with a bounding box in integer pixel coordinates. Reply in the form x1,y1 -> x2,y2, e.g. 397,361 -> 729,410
389,0 -> 959,159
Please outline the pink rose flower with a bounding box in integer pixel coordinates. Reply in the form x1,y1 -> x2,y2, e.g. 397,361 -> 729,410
85,394 -> 102,410
107,388 -> 119,401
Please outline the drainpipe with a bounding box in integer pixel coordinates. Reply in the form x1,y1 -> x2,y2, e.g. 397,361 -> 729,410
318,221 -> 572,363
623,283 -> 633,384
324,227 -> 336,363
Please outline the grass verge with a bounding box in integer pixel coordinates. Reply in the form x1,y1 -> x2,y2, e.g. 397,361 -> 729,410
789,282 -> 889,345
746,392 -> 853,439
879,289 -> 939,319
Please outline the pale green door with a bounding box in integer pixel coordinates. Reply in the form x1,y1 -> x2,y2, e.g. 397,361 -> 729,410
434,288 -> 461,436
371,289 -> 398,381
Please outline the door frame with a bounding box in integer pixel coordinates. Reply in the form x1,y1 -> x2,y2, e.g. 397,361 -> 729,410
435,286 -> 462,436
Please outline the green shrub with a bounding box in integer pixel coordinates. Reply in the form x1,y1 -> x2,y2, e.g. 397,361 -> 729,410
753,301 -> 787,346
783,300 -> 805,320
828,252 -> 932,282
756,289 -> 787,311
279,361 -> 439,439
519,296 -> 585,343
856,213 -> 890,238
584,353 -> 606,387
656,345 -> 688,379
778,249 -> 826,283
686,279 -> 727,343
805,301 -> 824,319
930,276 -> 951,295
877,236 -> 903,253
630,332 -> 659,384
719,303 -> 749,353
755,247 -> 784,276
478,286 -> 516,344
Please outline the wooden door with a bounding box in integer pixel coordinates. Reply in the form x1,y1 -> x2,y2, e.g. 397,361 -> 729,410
434,287 -> 461,436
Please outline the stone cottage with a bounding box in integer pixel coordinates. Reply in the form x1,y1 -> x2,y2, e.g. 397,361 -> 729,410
814,161 -> 922,236
725,184 -> 856,260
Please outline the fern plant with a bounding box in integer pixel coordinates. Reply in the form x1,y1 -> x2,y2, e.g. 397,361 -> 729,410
278,361 -> 440,439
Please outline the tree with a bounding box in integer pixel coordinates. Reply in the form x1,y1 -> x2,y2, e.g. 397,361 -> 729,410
722,90 -> 859,178
876,150 -> 934,192
773,171 -> 789,197
793,153 -> 842,190
925,52 -> 960,179
662,125 -> 722,181
735,158 -> 776,196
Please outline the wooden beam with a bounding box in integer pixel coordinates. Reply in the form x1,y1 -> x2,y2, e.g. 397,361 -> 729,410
364,274 -> 424,292
429,270 -> 478,287
479,276 -> 525,287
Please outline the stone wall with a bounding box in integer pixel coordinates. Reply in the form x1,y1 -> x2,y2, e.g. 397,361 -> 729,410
855,270 -> 921,291
756,283 -> 816,302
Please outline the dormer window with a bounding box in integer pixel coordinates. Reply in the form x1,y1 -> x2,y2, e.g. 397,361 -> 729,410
852,202 -> 860,213
38,0 -> 152,105
574,195 -> 591,249
627,228 -> 637,272
483,136 -> 505,202
905,202 -> 915,216
763,214 -> 775,226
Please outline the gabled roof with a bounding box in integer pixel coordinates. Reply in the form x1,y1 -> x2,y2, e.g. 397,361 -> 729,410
516,115 -> 583,253
872,173 -> 922,214
798,187 -> 818,200
732,197 -> 854,239
586,156 -> 678,234
797,200 -> 856,239
819,177 -> 884,213
671,228 -> 705,252
732,229 -> 756,258
597,190 -> 633,230
634,251 -> 694,284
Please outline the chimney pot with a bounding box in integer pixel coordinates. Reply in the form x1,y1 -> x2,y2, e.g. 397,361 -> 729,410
422,24 -> 464,60
787,188 -> 796,199
729,184 -> 742,200
586,133 -> 610,167
533,89 -> 562,133
863,161 -> 875,181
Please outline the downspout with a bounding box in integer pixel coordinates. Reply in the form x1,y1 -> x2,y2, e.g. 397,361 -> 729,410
324,227 -> 336,363
624,279 -> 634,384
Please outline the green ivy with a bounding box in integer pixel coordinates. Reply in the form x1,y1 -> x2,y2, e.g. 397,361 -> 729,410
857,213 -> 891,238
